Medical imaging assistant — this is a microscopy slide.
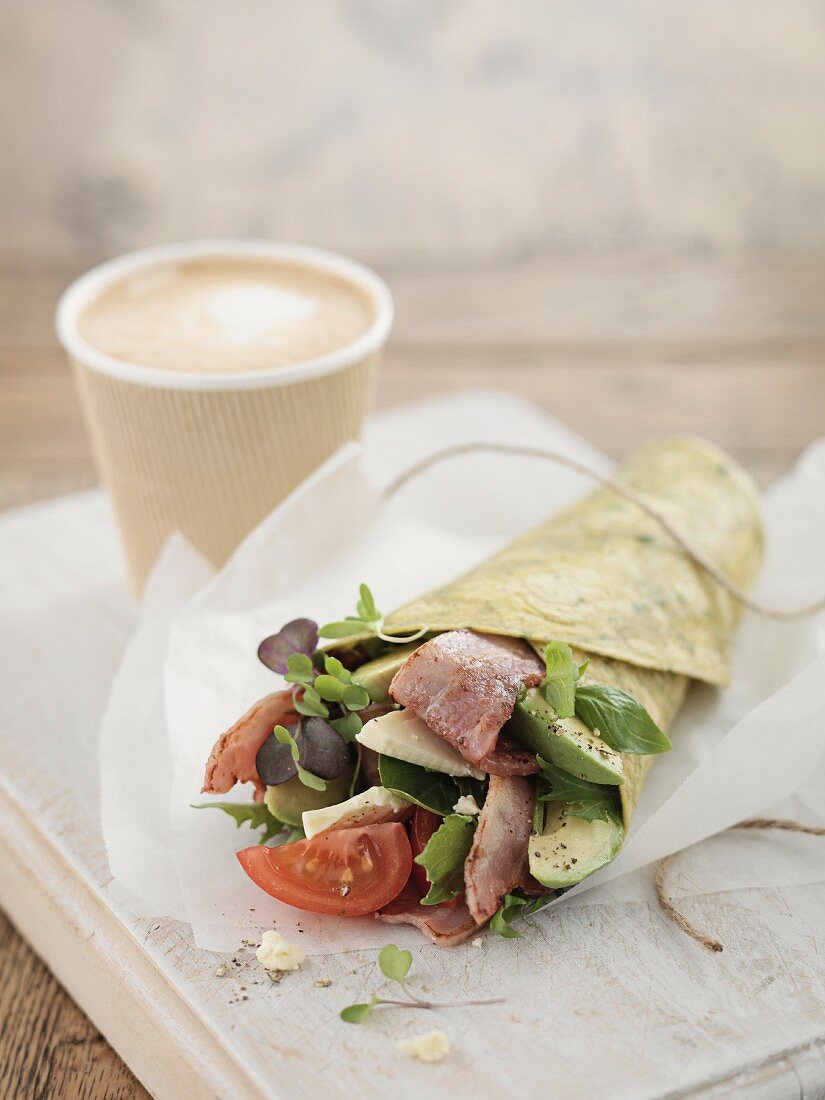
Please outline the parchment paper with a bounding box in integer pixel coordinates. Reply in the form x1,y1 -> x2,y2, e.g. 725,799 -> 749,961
99,393 -> 825,952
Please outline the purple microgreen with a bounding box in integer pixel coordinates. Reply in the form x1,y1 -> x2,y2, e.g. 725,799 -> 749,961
299,717 -> 351,779
255,728 -> 299,786
259,718 -> 350,787
273,725 -> 327,791
342,683 -> 370,711
257,618 -> 319,674
313,675 -> 346,703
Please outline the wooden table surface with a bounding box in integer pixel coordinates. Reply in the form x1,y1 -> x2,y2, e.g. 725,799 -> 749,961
1,253 -> 824,1098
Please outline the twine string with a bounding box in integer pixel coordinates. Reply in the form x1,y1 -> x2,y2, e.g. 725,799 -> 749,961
384,443 -> 825,622
655,818 -> 825,952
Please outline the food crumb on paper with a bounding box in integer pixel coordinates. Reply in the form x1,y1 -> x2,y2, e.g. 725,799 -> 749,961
471,937 -> 483,948
315,978 -> 333,988
256,930 -> 306,972
215,962 -> 228,977
397,1030 -> 451,1062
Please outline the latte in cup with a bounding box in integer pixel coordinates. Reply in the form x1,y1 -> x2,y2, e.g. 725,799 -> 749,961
76,257 -> 376,373
57,241 -> 393,592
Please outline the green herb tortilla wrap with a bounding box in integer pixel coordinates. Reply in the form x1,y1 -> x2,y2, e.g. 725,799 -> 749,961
202,436 -> 765,944
383,436 -> 764,836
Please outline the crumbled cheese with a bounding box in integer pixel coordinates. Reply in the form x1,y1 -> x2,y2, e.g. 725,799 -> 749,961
453,794 -> 481,816
256,930 -> 306,972
397,1030 -> 451,1062
471,937 -> 484,948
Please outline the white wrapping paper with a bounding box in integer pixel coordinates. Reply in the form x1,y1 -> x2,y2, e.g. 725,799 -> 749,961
100,393 -> 825,952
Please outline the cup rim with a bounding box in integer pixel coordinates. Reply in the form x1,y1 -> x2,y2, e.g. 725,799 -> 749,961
55,239 -> 394,391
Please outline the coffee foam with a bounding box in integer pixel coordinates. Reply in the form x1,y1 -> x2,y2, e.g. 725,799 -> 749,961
76,258 -> 375,372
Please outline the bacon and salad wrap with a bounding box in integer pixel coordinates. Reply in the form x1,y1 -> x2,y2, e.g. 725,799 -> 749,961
197,437 -> 763,944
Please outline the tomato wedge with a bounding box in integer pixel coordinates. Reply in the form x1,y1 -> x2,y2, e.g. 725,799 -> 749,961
237,822 -> 412,917
409,807 -> 463,907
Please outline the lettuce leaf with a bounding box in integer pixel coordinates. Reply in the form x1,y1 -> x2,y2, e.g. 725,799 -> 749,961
191,801 -> 288,844
414,813 -> 476,905
378,755 -> 462,817
540,641 -> 580,719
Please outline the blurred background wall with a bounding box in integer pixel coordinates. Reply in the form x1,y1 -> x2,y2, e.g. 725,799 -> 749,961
2,0 -> 824,507
3,0 -> 825,269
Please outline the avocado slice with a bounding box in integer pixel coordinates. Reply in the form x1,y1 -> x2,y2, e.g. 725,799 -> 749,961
350,644 -> 420,703
264,768 -> 353,827
507,688 -> 624,785
529,801 -> 624,889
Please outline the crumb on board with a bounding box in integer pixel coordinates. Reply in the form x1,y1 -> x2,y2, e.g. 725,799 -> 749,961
397,1030 -> 451,1062
256,930 -> 306,973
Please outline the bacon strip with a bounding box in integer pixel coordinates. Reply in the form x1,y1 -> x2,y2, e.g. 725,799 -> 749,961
389,631 -> 544,766
377,887 -> 480,946
202,688 -> 297,800
464,774 -> 535,925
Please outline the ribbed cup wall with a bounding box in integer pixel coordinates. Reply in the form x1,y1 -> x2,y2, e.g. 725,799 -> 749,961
71,353 -> 380,594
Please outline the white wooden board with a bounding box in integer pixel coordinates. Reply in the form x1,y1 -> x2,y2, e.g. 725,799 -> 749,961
1,487 -> 825,1100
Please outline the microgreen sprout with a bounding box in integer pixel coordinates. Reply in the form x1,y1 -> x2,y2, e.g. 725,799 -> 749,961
273,725 -> 327,791
260,619 -> 370,739
256,592 -> 427,803
347,744 -> 362,798
339,944 -> 504,1023
330,711 -> 363,742
320,584 -> 428,645
490,893 -> 553,939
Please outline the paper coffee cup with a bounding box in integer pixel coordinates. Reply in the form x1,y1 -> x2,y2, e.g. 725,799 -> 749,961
56,241 -> 393,594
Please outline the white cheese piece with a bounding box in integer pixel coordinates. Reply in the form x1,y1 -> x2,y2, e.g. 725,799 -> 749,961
397,1029 -> 451,1062
302,785 -> 410,838
256,930 -> 305,972
453,794 -> 481,816
357,709 -> 485,779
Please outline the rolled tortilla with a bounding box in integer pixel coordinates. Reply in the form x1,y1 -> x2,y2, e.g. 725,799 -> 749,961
383,436 -> 764,832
